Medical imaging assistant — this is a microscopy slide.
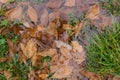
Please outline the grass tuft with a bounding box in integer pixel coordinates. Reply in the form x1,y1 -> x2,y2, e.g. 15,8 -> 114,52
86,22 -> 120,76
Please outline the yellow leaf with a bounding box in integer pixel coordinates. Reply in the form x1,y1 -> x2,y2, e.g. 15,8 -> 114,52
27,5 -> 38,23
85,4 -> 99,20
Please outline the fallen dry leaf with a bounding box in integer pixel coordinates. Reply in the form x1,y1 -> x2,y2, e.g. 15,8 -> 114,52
85,4 -> 99,20
74,21 -> 85,37
27,5 -> 38,24
38,49 -> 57,57
54,40 -> 72,50
39,74 -> 48,80
72,41 -> 83,53
60,46 -> 72,59
20,39 -> 37,58
46,22 -> 58,38
0,58 -> 7,62
0,0 -> 9,3
80,70 -> 101,80
6,6 -> 22,21
7,39 -> 15,57
71,41 -> 85,64
64,0 -> 76,7
62,24 -> 74,30
4,71 -> 12,80
31,53 -> 37,66
52,65 -> 72,79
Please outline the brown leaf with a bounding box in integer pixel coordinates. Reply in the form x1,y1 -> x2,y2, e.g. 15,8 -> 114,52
72,41 -> 83,53
0,0 -> 9,3
46,22 -> 58,38
39,74 -> 48,80
80,70 -> 101,80
31,53 -> 37,66
20,39 -> 37,58
62,24 -> 74,30
52,65 -> 72,79
60,46 -> 72,59
54,40 -> 72,50
37,49 -> 57,57
4,71 -> 12,80
64,0 -> 76,7
27,5 -> 38,24
0,58 -> 7,62
7,39 -> 15,57
6,6 -> 22,21
40,9 -> 49,26
85,4 -> 99,20
71,41 -> 85,64
74,21 -> 85,37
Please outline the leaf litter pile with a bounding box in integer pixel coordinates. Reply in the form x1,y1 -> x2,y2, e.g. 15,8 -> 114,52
0,0 -> 119,80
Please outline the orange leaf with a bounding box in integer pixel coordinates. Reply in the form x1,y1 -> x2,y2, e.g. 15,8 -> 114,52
85,4 -> 99,20
27,5 -> 38,23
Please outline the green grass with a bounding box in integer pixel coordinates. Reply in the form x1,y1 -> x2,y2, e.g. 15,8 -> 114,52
86,22 -> 120,76
100,0 -> 120,16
